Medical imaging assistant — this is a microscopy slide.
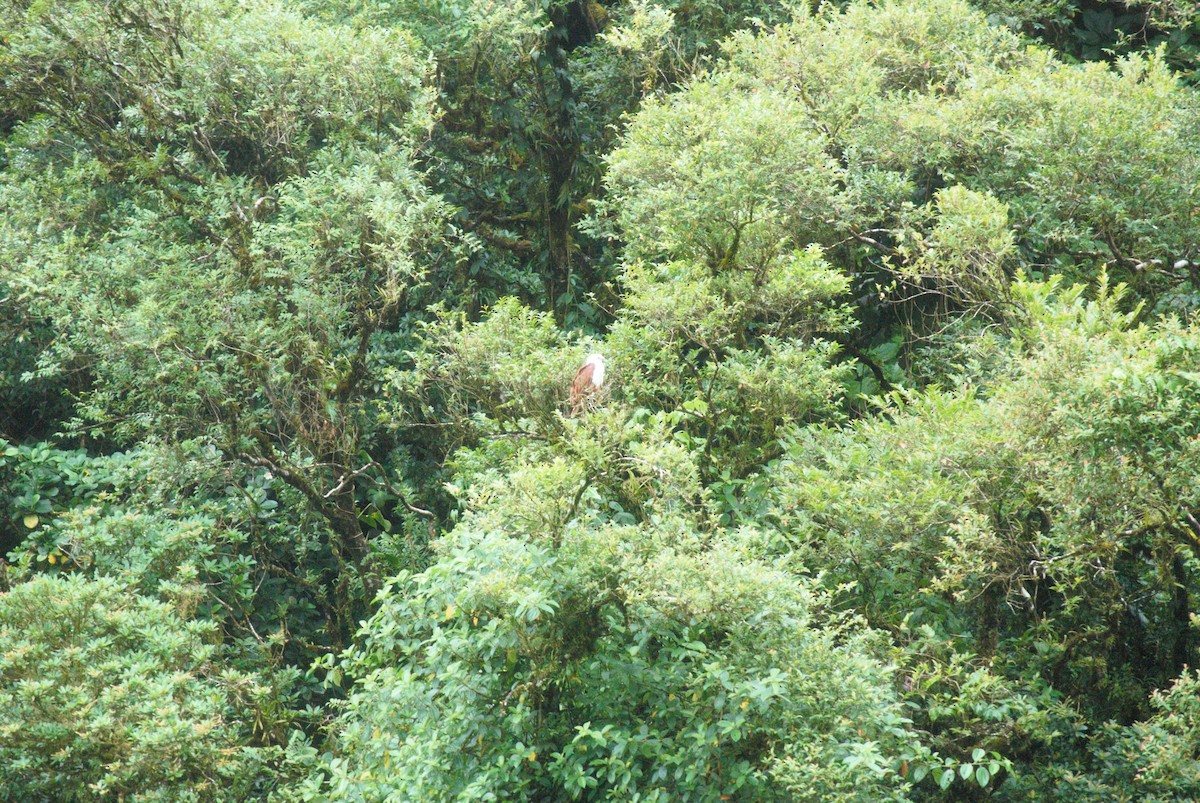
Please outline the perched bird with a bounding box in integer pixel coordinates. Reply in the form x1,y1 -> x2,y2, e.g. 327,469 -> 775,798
569,353 -> 607,416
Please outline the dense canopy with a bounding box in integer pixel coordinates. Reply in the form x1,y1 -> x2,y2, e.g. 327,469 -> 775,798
2,0 -> 1199,799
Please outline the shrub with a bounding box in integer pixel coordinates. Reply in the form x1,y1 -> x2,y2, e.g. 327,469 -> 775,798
0,575 -> 277,801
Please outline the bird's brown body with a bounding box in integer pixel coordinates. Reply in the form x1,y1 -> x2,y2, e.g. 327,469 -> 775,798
569,354 -> 606,415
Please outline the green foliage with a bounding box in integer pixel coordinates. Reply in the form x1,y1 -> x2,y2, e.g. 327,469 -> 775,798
899,186 -> 1016,310
604,0 -> 1200,331
392,298 -> 590,445
906,49 -> 1198,286
0,0 -> 451,592
606,251 -> 853,478
291,0 -> 796,316
603,79 -> 841,267
598,61 -> 863,473
0,0 -> 434,177
1109,669 -> 1200,800
5,0 -> 1200,798
291,417 -> 927,801
0,440 -> 125,561
1011,668 -> 1200,801
978,0 -> 1199,81
0,288 -> 73,438
767,277 -> 1200,793
0,440 -> 329,737
0,574 -> 278,801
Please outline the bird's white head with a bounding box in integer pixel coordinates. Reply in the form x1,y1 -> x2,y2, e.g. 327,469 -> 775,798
585,353 -> 606,387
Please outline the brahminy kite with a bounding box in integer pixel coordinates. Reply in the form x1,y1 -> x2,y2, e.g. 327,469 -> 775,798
569,353 -> 607,415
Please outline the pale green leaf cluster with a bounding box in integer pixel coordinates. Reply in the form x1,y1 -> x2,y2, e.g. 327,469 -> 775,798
0,575 -> 277,801
604,0 -> 1199,314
